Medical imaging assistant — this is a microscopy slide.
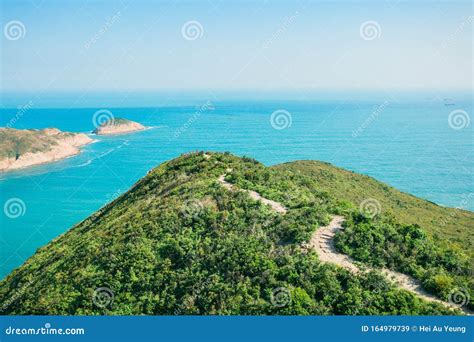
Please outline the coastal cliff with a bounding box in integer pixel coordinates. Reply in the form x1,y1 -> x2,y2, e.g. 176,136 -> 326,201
0,128 -> 93,172
92,118 -> 145,135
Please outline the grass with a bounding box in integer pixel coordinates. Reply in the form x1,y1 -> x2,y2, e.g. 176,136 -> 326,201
0,128 -> 63,160
274,160 -> 473,254
0,152 -> 462,315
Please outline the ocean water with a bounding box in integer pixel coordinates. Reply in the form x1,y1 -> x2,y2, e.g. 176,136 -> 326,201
0,98 -> 472,279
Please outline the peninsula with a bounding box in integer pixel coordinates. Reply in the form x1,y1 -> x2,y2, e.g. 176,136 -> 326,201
0,127 -> 93,172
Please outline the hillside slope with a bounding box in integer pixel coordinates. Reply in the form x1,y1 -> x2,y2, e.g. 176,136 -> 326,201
0,152 -> 469,315
274,160 -> 473,252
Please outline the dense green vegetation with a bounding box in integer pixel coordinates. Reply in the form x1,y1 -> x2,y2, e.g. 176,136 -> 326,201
0,152 -> 468,315
275,160 -> 473,252
273,160 -> 473,311
334,214 -> 473,310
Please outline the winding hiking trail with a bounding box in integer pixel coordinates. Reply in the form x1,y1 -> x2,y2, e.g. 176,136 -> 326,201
310,216 -> 359,273
312,216 -> 471,314
218,174 -> 287,214
218,174 -> 472,314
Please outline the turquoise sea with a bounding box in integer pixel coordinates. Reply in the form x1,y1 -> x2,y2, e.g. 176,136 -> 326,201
0,96 -> 472,279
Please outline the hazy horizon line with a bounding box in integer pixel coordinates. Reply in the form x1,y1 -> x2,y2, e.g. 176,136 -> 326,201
1,87 -> 472,94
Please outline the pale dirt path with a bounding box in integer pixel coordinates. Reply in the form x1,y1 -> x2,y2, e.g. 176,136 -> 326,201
217,174 -> 471,314
218,174 -> 287,214
310,216 -> 359,273
311,216 -> 472,314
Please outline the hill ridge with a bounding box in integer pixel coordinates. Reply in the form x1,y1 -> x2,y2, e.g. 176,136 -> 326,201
0,152 -> 471,315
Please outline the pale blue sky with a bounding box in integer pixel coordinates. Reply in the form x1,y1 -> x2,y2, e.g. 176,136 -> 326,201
0,0 -> 472,94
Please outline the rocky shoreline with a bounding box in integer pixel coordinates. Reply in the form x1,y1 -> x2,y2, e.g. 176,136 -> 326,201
1,118 -> 145,172
0,128 -> 93,172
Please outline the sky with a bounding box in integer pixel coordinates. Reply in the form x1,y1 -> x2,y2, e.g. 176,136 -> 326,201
0,0 -> 472,98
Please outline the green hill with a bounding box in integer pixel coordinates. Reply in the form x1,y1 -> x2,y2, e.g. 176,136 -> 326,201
274,160 -> 473,252
0,152 -> 471,315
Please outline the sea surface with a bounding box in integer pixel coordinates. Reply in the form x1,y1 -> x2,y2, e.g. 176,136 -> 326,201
0,98 -> 472,279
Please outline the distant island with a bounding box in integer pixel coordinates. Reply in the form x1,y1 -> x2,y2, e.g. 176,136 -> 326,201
0,128 -> 93,172
92,118 -> 145,135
